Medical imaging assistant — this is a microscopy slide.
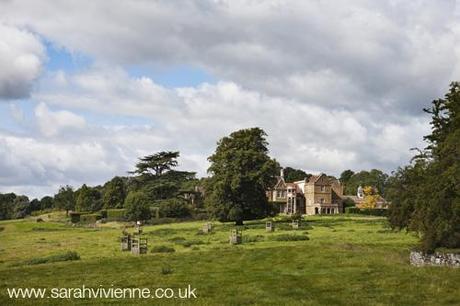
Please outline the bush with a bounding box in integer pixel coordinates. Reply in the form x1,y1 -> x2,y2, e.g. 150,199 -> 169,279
69,212 -> 81,223
106,209 -> 126,221
80,213 -> 102,223
124,192 -> 151,221
161,266 -> 173,275
151,245 -> 175,253
158,199 -> 191,218
345,207 -> 387,216
270,234 -> 309,241
23,251 -> 80,265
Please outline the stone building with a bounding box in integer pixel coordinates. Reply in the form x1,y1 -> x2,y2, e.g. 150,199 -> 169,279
267,170 -> 343,215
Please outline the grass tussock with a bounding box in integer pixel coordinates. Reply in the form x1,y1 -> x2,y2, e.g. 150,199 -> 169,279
151,245 -> 175,253
269,234 -> 309,241
22,251 -> 80,265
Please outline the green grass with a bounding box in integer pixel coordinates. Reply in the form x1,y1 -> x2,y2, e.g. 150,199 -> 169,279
0,215 -> 459,305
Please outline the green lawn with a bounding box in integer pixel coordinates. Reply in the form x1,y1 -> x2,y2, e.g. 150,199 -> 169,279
0,214 -> 459,305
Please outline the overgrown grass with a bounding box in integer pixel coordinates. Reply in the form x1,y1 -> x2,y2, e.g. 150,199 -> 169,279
21,251 -> 80,265
269,234 -> 309,241
150,245 -> 175,253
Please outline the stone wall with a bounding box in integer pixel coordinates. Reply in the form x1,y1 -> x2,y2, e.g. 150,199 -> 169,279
410,251 -> 460,268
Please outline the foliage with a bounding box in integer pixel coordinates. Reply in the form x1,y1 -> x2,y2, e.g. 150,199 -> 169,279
106,209 -> 127,221
151,245 -> 175,253
69,212 -> 81,223
387,82 -> 460,252
345,207 -> 387,216
205,128 -> 279,225
23,251 -> 80,265
75,184 -> 102,212
158,198 -> 191,218
40,196 -> 54,210
269,234 -> 309,241
53,186 -> 75,214
102,176 -> 126,209
343,169 -> 389,196
339,169 -> 355,185
360,186 -> 380,209
124,191 -> 152,221
80,213 -> 102,223
0,193 -> 16,220
11,195 -> 31,219
283,167 -> 311,183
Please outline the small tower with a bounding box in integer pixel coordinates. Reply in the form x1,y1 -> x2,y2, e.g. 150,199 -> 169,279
280,168 -> 284,179
357,185 -> 364,199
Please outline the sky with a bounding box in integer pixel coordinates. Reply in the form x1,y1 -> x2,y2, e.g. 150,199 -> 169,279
0,0 -> 459,199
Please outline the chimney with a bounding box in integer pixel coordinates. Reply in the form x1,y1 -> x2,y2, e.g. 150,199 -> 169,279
280,168 -> 284,178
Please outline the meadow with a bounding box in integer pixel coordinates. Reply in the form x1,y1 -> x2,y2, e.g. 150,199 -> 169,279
0,214 -> 459,305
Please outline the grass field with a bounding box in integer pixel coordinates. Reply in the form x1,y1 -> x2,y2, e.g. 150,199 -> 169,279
0,214 -> 459,305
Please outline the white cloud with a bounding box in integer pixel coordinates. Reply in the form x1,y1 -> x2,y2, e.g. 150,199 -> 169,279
34,102 -> 86,137
0,23 -> 45,99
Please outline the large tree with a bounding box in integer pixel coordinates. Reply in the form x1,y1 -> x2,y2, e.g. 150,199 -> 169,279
103,176 -> 126,209
75,184 -> 102,212
129,151 -> 195,201
54,186 -> 75,215
387,82 -> 460,252
283,167 -> 311,183
205,128 -> 278,225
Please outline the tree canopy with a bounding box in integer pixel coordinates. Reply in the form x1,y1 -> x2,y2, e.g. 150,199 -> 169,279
387,82 -> 460,252
205,127 -> 278,225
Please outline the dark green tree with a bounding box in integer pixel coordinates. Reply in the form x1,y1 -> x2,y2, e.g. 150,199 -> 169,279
103,176 -> 126,209
343,169 -> 388,196
283,167 -> 311,183
54,186 -> 75,215
75,184 -> 102,212
12,195 -> 30,219
124,191 -> 152,221
387,82 -> 460,252
40,196 -> 54,210
339,169 -> 355,186
205,128 -> 279,225
0,193 -> 16,220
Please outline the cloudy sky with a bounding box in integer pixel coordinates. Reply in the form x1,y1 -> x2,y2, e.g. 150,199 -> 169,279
0,0 -> 459,198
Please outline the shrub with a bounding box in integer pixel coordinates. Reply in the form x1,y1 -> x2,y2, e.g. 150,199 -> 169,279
151,245 -> 175,253
80,213 -> 102,223
270,234 -> 309,241
36,218 -> 44,222
23,251 -> 80,265
106,209 -> 126,221
345,207 -> 387,216
124,192 -> 151,221
0,226 -> 4,232
158,199 -> 191,218
69,212 -> 81,223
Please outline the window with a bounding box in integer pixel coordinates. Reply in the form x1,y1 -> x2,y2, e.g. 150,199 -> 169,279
320,198 -> 324,204
321,185 -> 325,192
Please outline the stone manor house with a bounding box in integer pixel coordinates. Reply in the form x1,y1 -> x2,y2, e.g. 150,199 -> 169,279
266,169 -> 344,215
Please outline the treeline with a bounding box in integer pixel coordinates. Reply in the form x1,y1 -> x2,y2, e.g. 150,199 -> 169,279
0,151 -> 205,221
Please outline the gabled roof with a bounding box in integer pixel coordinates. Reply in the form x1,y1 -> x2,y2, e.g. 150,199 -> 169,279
273,176 -> 287,189
307,173 -> 327,184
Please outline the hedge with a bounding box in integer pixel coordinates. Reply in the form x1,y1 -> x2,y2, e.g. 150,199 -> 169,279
80,213 -> 102,223
69,212 -> 81,223
345,207 -> 387,216
106,209 -> 126,221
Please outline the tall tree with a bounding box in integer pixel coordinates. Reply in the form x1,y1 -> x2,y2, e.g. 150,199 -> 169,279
206,128 -> 279,225
339,169 -> 355,186
54,186 -> 75,215
103,176 -> 126,209
129,151 -> 195,201
75,184 -> 102,212
388,82 -> 460,252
